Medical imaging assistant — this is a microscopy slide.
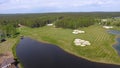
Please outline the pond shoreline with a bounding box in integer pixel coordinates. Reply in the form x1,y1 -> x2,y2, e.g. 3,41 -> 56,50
12,38 -> 24,68
31,36 -> 120,65
113,36 -> 120,56
108,30 -> 120,57
16,37 -> 120,68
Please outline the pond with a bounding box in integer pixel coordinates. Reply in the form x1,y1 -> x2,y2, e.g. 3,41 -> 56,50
108,30 -> 120,55
16,37 -> 120,68
108,30 -> 120,35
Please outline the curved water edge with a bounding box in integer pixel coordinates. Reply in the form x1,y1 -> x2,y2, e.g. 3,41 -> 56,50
108,30 -> 120,56
16,37 -> 120,68
12,38 -> 23,68
108,30 -> 120,35
113,37 -> 120,55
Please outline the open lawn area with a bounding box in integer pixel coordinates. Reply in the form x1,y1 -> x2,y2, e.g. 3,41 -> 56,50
19,25 -> 120,65
0,38 -> 17,54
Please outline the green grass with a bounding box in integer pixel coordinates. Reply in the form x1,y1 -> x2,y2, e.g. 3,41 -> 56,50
0,36 -> 23,68
12,38 -> 20,58
18,25 -> 120,65
12,38 -> 24,68
0,38 -> 17,54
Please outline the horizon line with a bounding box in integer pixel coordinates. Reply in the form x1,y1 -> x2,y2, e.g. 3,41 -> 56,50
1,11 -> 120,14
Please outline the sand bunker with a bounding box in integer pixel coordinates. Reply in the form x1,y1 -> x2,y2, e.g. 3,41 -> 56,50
47,24 -> 53,26
72,30 -> 85,34
103,26 -> 113,29
74,39 -> 91,46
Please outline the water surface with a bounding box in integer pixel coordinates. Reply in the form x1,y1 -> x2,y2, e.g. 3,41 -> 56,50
108,30 -> 120,35
108,30 -> 120,55
16,37 -> 120,68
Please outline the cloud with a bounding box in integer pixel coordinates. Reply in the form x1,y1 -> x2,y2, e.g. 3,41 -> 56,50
0,0 -> 120,13
0,0 -> 9,4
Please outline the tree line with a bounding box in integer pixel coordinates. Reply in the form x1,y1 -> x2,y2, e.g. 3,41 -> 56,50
0,12 -> 120,42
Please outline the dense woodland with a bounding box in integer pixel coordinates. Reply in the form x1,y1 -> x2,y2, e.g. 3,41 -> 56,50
0,12 -> 120,42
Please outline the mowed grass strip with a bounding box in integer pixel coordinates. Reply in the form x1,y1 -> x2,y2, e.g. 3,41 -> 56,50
19,25 -> 120,64
0,38 -> 17,54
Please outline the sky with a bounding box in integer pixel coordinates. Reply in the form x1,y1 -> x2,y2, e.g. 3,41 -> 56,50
0,0 -> 120,14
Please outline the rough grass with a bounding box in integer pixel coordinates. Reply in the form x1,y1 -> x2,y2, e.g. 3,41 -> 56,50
0,37 -> 23,68
0,38 -> 17,54
19,25 -> 120,65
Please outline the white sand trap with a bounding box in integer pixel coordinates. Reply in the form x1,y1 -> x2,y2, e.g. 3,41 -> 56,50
47,24 -> 53,26
74,39 -> 91,46
72,30 -> 85,34
101,19 -> 107,22
103,26 -> 113,29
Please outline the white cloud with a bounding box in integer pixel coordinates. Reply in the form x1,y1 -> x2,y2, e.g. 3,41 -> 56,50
0,0 -> 120,13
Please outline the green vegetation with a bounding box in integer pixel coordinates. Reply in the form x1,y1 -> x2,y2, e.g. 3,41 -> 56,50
12,37 -> 24,68
100,18 -> 120,26
19,25 -> 120,64
55,16 -> 95,29
12,38 -> 20,58
0,12 -> 120,67
0,38 -> 17,54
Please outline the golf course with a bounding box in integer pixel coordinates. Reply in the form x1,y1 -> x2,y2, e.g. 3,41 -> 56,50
18,24 -> 120,65
1,0 -> 120,67
1,13 -> 120,68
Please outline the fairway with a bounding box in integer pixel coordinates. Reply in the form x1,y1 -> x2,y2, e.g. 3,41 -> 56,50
19,25 -> 120,64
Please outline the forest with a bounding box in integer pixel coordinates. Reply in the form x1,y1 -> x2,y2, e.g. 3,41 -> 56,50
0,12 -> 120,42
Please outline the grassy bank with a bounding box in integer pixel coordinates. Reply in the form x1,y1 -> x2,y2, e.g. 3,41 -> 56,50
12,38 -> 20,58
19,25 -> 120,65
12,37 -> 24,68
0,37 -> 23,68
0,38 -> 17,54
